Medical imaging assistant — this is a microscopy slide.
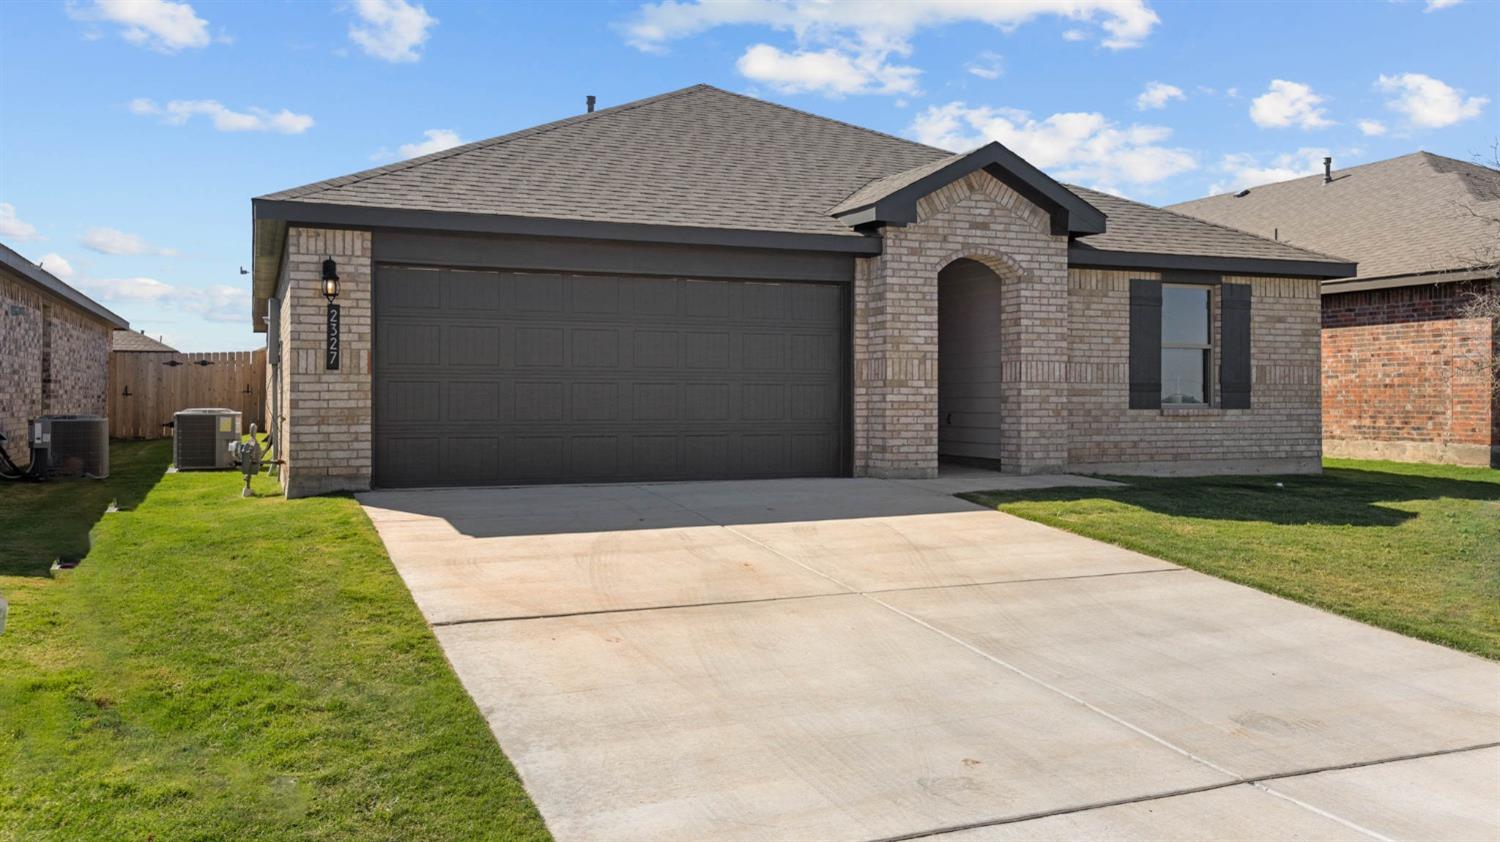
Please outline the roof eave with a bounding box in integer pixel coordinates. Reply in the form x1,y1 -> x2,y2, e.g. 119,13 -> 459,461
1067,245 -> 1357,279
249,198 -> 885,331
1321,263 -> 1500,294
0,242 -> 129,329
830,142 -> 1107,237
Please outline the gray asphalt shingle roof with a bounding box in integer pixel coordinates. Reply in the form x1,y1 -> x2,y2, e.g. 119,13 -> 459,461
1168,152 -> 1500,280
112,330 -> 178,352
263,85 -> 942,239
1068,186 -> 1351,264
260,84 -> 1343,269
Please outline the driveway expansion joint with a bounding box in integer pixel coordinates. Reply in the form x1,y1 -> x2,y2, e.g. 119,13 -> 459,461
870,740 -> 1500,842
425,566 -> 1187,627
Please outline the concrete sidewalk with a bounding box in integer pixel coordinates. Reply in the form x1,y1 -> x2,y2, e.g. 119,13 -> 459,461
359,471 -> 1500,842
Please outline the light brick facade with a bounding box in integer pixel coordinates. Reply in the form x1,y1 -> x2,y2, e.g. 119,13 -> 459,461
854,172 -> 1070,478
0,266 -> 113,449
1322,281 -> 1497,467
1065,269 -> 1322,474
272,179 -> 1326,493
269,227 -> 373,498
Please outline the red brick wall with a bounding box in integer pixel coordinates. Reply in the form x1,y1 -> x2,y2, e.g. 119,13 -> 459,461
1321,280 -> 1497,466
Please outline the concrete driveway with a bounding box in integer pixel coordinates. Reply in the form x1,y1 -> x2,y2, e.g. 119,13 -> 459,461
359,471 -> 1500,842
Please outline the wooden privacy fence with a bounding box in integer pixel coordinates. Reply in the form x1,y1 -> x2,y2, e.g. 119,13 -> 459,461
107,349 -> 266,439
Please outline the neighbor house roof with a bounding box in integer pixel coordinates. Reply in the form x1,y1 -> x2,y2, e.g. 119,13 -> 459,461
1168,152 -> 1500,287
112,329 -> 177,352
0,242 -> 128,329
252,84 -> 1353,328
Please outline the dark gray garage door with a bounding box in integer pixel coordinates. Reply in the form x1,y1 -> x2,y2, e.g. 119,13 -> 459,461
373,266 -> 847,488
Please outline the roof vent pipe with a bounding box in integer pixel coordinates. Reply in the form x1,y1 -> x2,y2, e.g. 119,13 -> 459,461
1323,156 -> 1333,184
586,95 -> 596,113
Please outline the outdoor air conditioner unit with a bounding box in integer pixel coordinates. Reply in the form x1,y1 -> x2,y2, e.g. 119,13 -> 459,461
29,415 -> 109,478
173,408 -> 241,470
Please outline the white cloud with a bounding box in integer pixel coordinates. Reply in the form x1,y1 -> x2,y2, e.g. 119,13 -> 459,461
1249,80 -> 1332,129
1425,0 -> 1462,10
1061,28 -> 1088,41
909,102 -> 1196,192
81,227 -> 177,257
69,0 -> 211,52
965,51 -> 1003,80
1358,119 -> 1387,136
1377,72 -> 1488,128
624,1 -> 1159,97
129,98 -> 314,134
37,253 -> 75,279
1208,147 -> 1331,194
0,203 -> 41,240
737,43 -> 918,96
348,0 -> 437,63
1136,81 -> 1184,110
398,128 -> 464,159
76,276 -> 247,323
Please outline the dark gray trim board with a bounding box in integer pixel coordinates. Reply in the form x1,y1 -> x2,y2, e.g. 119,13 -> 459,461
0,241 -> 129,329
1068,245 -> 1355,280
1320,265 -> 1499,295
374,230 -> 854,284
253,199 -> 883,256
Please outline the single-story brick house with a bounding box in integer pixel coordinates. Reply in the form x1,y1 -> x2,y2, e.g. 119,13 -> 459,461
1172,152 -> 1499,467
0,242 -> 128,449
251,85 -> 1353,497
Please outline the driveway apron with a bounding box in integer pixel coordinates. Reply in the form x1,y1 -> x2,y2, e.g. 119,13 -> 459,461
359,474 -> 1500,842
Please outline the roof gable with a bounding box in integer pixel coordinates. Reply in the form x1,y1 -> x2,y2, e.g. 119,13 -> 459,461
1168,152 -> 1500,280
828,142 -> 1107,236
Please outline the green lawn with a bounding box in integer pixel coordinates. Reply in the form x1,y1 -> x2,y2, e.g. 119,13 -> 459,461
964,458 -> 1500,660
0,440 -> 549,840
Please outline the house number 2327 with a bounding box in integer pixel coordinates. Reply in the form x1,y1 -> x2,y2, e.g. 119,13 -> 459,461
326,303 -> 341,370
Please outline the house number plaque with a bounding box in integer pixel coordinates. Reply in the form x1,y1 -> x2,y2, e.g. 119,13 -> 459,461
326,303 -> 341,370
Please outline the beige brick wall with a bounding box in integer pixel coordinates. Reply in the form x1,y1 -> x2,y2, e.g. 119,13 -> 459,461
271,186 -> 1323,491
854,171 -> 1070,478
0,267 -> 111,451
275,227 -> 372,498
0,271 -> 45,449
1064,268 -> 1322,474
44,301 -> 111,417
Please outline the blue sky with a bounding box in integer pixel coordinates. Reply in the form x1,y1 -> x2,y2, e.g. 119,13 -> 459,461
1,0 -> 1495,351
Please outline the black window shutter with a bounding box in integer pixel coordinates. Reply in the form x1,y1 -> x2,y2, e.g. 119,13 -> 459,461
1128,279 -> 1162,409
1220,283 -> 1252,409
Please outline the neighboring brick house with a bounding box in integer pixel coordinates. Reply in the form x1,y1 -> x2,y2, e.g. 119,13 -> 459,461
249,85 -> 1352,497
0,242 -> 128,450
1173,152 -> 1500,467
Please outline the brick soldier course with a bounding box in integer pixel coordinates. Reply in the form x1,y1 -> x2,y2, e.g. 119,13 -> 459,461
253,85 -> 1353,496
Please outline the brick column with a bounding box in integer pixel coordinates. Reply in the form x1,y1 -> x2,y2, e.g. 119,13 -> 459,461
852,172 -> 1070,477
280,227 -> 372,497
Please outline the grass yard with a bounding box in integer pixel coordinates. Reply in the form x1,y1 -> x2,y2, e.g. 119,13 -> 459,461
965,458 -> 1500,660
0,440 -> 549,840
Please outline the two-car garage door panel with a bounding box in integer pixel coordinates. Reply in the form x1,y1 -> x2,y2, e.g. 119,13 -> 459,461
373,266 -> 847,488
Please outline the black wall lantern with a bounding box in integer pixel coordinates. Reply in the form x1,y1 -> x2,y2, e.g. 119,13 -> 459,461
321,257 -> 340,301
323,257 -> 341,370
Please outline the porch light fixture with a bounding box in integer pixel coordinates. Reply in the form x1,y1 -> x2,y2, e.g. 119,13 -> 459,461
321,257 -> 340,301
